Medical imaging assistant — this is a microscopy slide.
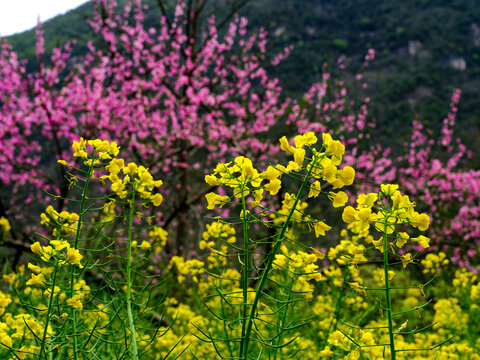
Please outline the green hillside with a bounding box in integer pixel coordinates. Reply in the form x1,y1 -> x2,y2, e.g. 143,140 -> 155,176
6,2 -> 95,70
242,0 -> 480,154
4,0 -> 480,160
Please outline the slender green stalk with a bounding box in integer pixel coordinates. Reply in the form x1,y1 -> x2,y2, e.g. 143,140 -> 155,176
272,275 -> 294,360
126,188 -> 139,360
215,233 -> 235,359
383,217 -> 396,360
39,258 -> 59,359
241,158 -> 315,358
322,265 -> 349,349
68,160 -> 95,360
239,182 -> 250,360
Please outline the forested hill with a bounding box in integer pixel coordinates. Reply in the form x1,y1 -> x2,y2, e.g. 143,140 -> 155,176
5,0 -> 480,161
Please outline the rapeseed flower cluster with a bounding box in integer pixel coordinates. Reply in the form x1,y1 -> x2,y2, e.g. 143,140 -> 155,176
205,132 -> 355,239
342,184 -> 431,266
315,184 -> 442,359
200,221 -> 236,269
71,138 -> 120,162
198,133 -> 359,358
40,206 -> 79,237
30,239 -> 83,269
104,160 -> 163,204
168,256 -> 205,284
272,245 -> 326,299
149,225 -> 169,252
422,252 -> 449,275
61,137 -> 164,207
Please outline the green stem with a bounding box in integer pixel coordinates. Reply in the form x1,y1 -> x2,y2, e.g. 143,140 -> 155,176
272,275 -> 294,360
239,182 -> 250,360
39,258 -> 59,359
322,265 -> 349,349
383,220 -> 396,360
126,188 -> 139,360
68,159 -> 95,360
241,159 -> 315,358
215,233 -> 235,359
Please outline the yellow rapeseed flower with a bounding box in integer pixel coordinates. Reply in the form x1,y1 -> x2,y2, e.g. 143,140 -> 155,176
308,181 -> 321,198
412,235 -> 430,249
279,136 -> 295,154
150,193 -> 163,206
264,178 -> 281,195
72,138 -> 87,158
26,273 -> 46,287
66,248 -> 84,268
205,193 -> 230,210
410,213 -> 430,231
66,295 -> 83,310
0,217 -> 11,233
313,222 -> 332,237
328,191 -> 348,207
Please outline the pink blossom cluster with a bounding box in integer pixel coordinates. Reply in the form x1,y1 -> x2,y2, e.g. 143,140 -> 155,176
0,0 -> 295,246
